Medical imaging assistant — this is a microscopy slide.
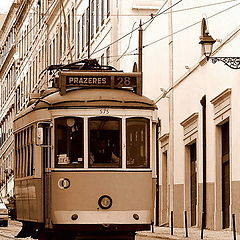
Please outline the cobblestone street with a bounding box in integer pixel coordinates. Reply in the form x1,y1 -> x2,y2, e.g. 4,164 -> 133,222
137,227 -> 240,240
0,221 -> 239,240
0,220 -> 32,240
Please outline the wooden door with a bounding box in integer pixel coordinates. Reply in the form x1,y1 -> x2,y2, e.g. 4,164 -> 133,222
190,143 -> 197,226
221,122 -> 230,229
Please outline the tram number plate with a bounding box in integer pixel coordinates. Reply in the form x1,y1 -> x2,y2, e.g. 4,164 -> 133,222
114,76 -> 137,87
100,108 -> 109,114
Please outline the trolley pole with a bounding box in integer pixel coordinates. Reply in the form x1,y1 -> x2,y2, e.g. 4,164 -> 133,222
88,0 -> 91,59
138,21 -> 143,95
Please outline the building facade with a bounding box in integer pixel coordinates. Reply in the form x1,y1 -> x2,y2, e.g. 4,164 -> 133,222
0,3 -> 18,200
142,0 -> 240,231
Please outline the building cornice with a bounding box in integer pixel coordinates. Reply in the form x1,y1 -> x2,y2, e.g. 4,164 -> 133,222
210,88 -> 231,105
0,45 -> 16,74
159,133 -> 169,143
0,3 -> 18,38
180,112 -> 198,127
14,0 -> 33,32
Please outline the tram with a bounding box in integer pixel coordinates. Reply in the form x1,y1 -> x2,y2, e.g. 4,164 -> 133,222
13,59 -> 157,240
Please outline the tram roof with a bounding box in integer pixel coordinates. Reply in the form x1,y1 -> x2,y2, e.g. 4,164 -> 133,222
16,88 -> 157,119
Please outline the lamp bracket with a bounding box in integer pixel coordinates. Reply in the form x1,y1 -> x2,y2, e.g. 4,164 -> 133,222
211,57 -> 240,69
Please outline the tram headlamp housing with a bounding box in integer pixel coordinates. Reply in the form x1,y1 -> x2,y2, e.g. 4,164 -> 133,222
98,195 -> 112,209
58,178 -> 71,189
133,213 -> 139,220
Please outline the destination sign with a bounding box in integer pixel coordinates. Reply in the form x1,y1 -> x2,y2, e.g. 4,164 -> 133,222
56,71 -> 141,95
67,76 -> 111,86
65,75 -> 137,88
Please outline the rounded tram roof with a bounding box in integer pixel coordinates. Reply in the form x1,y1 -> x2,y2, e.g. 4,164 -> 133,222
15,88 -> 157,120
34,88 -> 156,109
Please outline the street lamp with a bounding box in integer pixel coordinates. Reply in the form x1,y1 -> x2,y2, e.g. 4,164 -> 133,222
199,32 -> 240,69
199,32 -> 216,60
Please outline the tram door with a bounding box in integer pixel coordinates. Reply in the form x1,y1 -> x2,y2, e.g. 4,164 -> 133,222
37,122 -> 52,227
221,122 -> 230,229
190,143 -> 197,226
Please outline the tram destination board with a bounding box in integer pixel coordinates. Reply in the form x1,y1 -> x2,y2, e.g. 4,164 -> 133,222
56,71 -> 141,94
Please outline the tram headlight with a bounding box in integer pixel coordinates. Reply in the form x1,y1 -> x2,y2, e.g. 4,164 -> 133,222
98,195 -> 112,209
133,213 -> 139,220
58,178 -> 71,189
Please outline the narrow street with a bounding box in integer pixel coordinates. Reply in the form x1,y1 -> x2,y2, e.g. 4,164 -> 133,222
1,220 -> 240,240
0,220 -> 32,240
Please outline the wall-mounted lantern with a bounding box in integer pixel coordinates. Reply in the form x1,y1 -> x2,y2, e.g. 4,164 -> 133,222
199,29 -> 240,69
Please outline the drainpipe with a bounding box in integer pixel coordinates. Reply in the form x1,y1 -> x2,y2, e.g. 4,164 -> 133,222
200,95 -> 206,228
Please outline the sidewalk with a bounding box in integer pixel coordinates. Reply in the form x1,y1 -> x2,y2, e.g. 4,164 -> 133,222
136,226 -> 239,240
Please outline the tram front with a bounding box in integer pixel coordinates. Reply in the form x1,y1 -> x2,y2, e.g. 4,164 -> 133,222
47,87 -> 157,239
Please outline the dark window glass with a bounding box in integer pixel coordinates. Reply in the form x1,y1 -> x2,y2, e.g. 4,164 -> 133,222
55,117 -> 84,168
89,117 -> 121,168
126,118 -> 150,168
77,19 -> 81,57
96,0 -> 99,31
107,0 -> 110,17
71,8 -> 75,41
82,13 -> 85,50
91,0 -> 94,39
86,8 -> 89,46
101,0 -> 104,24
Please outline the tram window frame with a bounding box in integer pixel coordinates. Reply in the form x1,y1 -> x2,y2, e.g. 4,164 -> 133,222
126,117 -> 150,168
15,125 -> 35,178
36,122 -> 52,169
55,117 -> 84,168
88,116 -> 122,168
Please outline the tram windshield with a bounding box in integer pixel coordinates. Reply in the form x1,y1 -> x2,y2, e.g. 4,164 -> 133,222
89,117 -> 122,168
55,117 -> 84,168
54,116 -> 150,169
126,118 -> 150,168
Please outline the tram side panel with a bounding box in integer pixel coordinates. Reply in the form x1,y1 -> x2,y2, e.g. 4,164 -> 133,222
15,178 -> 44,222
14,135 -> 44,222
51,171 -> 153,228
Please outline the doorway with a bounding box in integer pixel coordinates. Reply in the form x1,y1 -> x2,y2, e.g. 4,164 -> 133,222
221,122 -> 230,229
190,142 -> 197,226
161,151 -> 169,225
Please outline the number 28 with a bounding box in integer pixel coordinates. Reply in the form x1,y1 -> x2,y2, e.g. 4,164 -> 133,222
117,77 -> 131,86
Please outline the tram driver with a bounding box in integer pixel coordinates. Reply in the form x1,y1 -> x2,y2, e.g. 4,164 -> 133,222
89,139 -> 120,165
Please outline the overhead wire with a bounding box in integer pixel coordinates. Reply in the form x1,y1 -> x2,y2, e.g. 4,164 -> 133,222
59,0 -> 73,62
1,0 -> 240,67
22,0 -> 240,17
116,22 -> 137,62
117,0 -> 240,61
142,0 -> 240,50
1,0 -> 238,61
91,0 -> 184,56
90,27 -> 112,56
143,0 -> 168,31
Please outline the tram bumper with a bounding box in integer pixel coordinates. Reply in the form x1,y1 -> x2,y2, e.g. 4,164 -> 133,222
52,210 -> 151,224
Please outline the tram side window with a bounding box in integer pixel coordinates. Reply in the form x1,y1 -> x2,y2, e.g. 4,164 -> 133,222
89,117 -> 121,168
126,118 -> 150,168
55,117 -> 84,168
15,126 -> 34,178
